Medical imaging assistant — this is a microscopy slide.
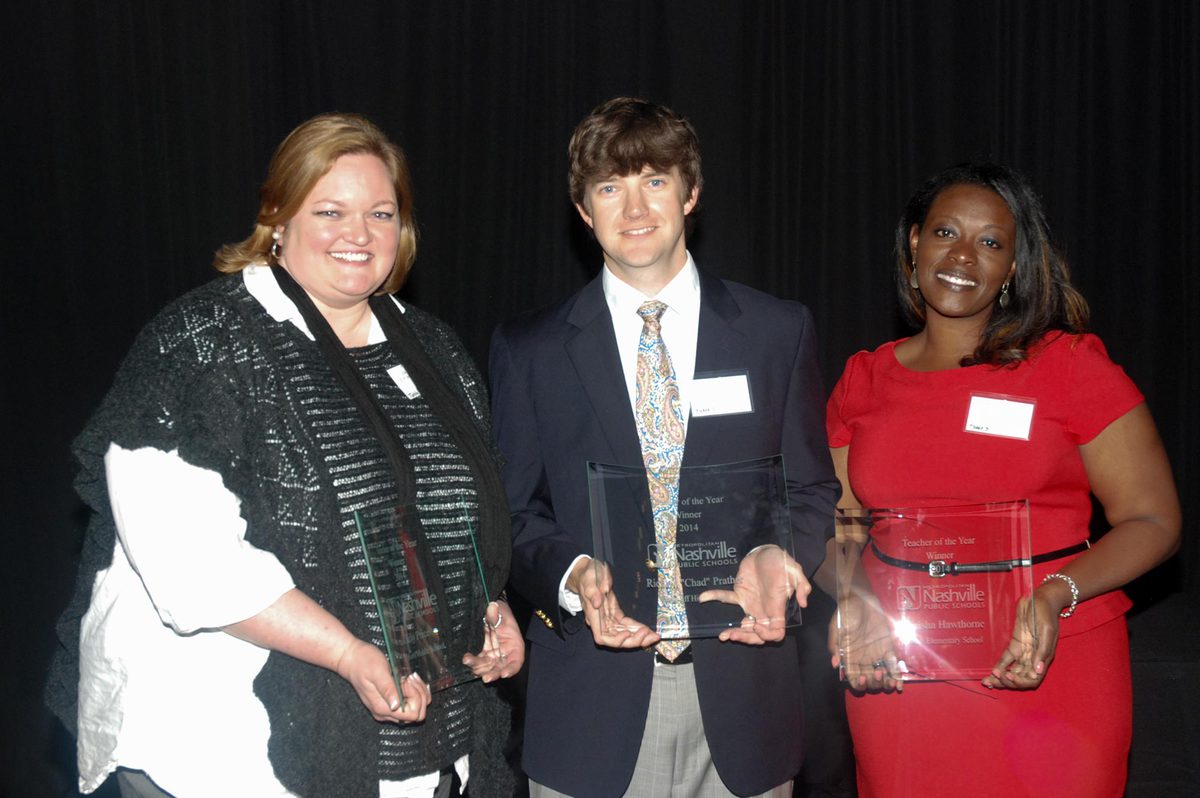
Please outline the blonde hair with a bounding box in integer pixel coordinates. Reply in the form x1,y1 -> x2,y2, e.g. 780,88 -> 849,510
214,113 -> 417,294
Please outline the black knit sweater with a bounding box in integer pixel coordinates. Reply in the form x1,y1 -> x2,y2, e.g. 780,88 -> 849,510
46,273 -> 514,797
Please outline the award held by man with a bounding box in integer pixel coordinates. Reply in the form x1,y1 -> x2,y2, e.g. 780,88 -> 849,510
355,504 -> 489,700
587,454 -> 801,638
834,500 -> 1034,681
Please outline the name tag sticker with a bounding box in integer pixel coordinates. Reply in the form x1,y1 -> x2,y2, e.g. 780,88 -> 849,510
964,393 -> 1034,440
388,364 -> 421,399
692,372 -> 753,418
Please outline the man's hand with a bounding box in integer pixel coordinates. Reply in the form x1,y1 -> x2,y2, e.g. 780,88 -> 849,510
698,544 -> 808,644
566,557 -> 661,649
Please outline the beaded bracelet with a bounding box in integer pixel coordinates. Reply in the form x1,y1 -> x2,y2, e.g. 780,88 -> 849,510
1042,573 -> 1079,618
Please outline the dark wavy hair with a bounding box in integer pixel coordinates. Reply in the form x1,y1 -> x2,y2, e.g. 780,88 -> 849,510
895,162 -> 1089,366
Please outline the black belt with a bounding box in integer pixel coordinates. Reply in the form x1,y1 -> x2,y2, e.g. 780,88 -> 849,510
655,645 -> 693,665
870,540 -> 1089,578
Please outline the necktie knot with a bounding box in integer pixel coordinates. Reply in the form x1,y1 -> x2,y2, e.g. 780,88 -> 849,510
638,300 -> 668,332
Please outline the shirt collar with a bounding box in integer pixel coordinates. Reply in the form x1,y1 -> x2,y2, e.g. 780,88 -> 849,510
241,263 -> 401,344
601,252 -> 701,322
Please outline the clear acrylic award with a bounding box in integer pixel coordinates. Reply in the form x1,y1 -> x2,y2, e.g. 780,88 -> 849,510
588,455 -> 801,638
835,500 -> 1033,681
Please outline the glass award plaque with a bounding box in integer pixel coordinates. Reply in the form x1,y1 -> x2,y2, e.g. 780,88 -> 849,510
587,455 -> 800,638
834,500 -> 1033,681
354,503 -> 488,697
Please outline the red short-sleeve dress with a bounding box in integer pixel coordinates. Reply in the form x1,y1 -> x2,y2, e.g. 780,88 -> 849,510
826,332 -> 1144,798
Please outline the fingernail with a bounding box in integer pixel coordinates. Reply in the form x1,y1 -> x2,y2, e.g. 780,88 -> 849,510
389,697 -> 400,710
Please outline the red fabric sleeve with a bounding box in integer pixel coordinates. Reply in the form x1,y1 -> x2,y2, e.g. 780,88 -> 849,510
1063,334 -> 1144,444
826,351 -> 863,448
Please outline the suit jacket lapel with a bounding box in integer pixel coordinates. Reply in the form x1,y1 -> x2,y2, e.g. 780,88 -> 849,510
565,275 -> 644,467
683,270 -> 745,468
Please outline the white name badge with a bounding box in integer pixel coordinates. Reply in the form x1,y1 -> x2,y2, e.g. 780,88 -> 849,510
964,393 -> 1034,440
691,373 -> 753,418
387,364 -> 421,399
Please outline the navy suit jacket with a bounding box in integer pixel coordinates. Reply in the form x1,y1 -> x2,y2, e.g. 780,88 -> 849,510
490,269 -> 838,797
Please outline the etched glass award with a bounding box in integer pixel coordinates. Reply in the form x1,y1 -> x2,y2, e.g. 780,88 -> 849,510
354,504 -> 487,697
587,455 -> 801,638
834,500 -> 1033,681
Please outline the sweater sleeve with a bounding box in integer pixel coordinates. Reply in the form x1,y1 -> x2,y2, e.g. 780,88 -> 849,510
67,284 -> 285,629
73,289 -> 264,517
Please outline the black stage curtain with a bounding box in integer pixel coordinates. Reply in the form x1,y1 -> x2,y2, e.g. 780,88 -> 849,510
4,2 -> 1196,796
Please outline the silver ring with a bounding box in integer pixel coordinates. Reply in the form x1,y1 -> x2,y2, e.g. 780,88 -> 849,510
744,614 -> 756,624
872,658 -> 887,670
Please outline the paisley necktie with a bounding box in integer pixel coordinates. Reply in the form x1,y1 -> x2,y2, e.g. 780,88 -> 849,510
634,300 -> 689,659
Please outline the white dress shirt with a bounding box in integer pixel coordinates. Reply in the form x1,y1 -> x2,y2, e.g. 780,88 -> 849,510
559,255 -> 703,611
602,254 -> 702,428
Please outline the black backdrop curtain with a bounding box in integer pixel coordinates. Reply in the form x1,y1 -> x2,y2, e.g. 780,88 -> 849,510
4,2 -> 1196,796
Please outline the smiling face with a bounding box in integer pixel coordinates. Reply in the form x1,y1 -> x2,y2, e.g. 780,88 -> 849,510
909,183 -> 1017,325
575,165 -> 699,292
275,153 -> 400,313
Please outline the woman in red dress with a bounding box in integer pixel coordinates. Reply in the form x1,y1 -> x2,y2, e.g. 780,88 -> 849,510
825,163 -> 1180,797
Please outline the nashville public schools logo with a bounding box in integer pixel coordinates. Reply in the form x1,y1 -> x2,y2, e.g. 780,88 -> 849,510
647,540 -> 739,569
896,582 -> 986,610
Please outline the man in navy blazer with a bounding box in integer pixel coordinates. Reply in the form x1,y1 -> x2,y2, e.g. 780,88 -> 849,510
490,97 -> 838,797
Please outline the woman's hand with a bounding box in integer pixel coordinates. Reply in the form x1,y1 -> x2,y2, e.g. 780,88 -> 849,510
983,591 -> 1060,690
224,588 -> 433,723
335,638 -> 432,722
831,592 -> 903,693
463,600 -> 526,682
